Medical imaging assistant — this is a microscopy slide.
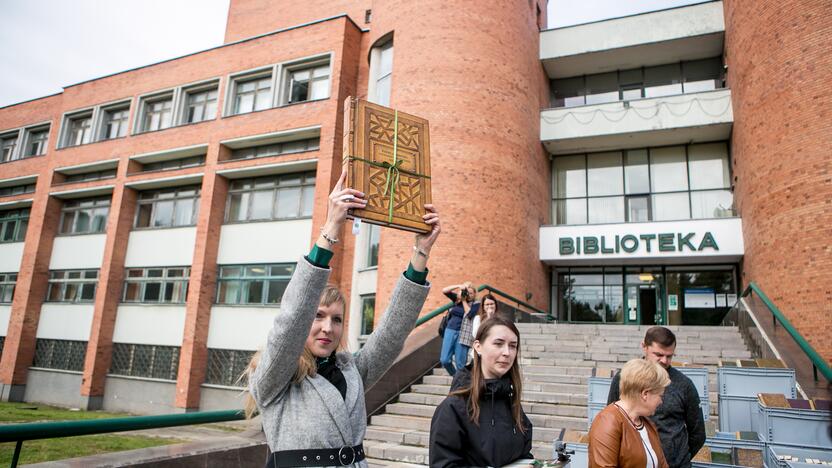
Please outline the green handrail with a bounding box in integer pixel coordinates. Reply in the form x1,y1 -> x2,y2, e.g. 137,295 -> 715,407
414,283 -> 553,327
0,409 -> 244,468
742,281 -> 832,382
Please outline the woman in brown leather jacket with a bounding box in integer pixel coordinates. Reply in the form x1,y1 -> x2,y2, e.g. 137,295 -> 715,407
589,359 -> 671,468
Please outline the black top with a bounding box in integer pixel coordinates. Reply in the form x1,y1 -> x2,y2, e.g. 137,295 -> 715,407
316,353 -> 346,400
429,374 -> 533,468
607,365 -> 705,468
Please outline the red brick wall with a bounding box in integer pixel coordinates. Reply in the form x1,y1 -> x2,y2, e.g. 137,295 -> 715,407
366,0 -> 551,317
224,0 -> 371,43
724,0 -> 832,363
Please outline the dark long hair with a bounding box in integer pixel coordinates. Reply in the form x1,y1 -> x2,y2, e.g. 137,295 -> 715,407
450,316 -> 526,433
479,293 -> 499,320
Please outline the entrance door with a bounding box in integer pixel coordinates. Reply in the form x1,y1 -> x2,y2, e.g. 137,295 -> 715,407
639,287 -> 657,325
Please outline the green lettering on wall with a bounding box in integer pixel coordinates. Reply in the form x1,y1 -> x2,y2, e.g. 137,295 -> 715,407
658,233 -> 675,252
577,236 -> 581,254
678,232 -> 696,251
698,231 -> 720,251
584,236 -> 599,254
559,238 -> 575,255
615,235 -> 620,253
621,235 -> 639,253
640,234 -> 656,252
601,236 -> 614,253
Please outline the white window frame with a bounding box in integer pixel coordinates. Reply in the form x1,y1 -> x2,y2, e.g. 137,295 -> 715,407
0,130 -> 21,163
97,101 -> 131,141
224,66 -> 277,117
280,55 -> 332,106
178,79 -> 221,125
22,123 -> 51,158
59,109 -> 94,148
135,90 -> 176,134
368,39 -> 393,106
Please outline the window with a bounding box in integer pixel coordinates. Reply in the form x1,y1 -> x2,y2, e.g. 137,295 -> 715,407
1,133 -> 19,162
216,264 -> 295,305
552,142 -> 733,225
24,127 -> 49,157
46,270 -> 99,303
0,273 -> 16,303
134,186 -> 200,228
232,74 -> 272,114
184,86 -> 218,123
140,94 -> 173,132
225,172 -> 315,222
64,169 -> 117,183
123,267 -> 190,303
141,155 -> 205,172
360,294 -> 375,336
0,183 -> 36,197
110,343 -> 179,380
100,105 -> 130,140
366,224 -> 380,267
550,57 -> 724,108
284,62 -> 330,104
205,348 -> 255,387
64,112 -> 93,147
0,209 -> 29,243
59,197 -> 110,235
370,41 -> 393,106
228,138 -> 320,161
32,339 -> 87,371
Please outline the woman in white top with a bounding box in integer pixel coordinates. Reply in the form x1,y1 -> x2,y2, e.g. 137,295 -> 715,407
588,358 -> 670,468
471,293 -> 499,339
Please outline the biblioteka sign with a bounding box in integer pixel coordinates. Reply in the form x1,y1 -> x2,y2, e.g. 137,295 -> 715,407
558,232 -> 719,256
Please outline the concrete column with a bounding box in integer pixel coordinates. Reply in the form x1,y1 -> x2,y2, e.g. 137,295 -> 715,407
0,180 -> 61,401
79,184 -> 137,410
174,147 -> 229,410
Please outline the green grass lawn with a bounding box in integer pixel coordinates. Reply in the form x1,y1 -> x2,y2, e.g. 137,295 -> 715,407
0,402 -> 184,465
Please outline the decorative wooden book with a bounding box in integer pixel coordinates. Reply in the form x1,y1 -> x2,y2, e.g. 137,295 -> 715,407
342,97 -> 432,233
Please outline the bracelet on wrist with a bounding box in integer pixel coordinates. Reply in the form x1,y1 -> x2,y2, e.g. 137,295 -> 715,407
320,228 -> 339,245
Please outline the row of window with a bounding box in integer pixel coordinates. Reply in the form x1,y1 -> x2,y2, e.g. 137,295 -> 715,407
0,209 -> 28,242
552,142 -> 733,225
0,125 -> 49,163
551,57 -> 725,108
0,183 -> 36,197
50,58 -> 330,151
26,339 -> 257,386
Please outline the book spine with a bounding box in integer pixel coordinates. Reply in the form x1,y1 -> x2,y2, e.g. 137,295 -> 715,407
342,96 -> 356,217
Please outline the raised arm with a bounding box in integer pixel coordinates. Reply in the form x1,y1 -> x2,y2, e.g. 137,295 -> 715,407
356,205 -> 441,386
249,170 -> 367,407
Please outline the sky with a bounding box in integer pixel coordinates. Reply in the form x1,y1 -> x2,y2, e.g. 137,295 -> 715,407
0,0 -> 705,108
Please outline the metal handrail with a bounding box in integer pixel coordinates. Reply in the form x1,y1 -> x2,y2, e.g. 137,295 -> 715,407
742,282 -> 832,382
414,283 -> 553,327
0,410 -> 244,467
0,284 -> 549,467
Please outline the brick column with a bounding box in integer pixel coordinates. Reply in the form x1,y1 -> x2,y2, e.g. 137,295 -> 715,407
79,184 -> 136,410
174,164 -> 228,410
0,186 -> 61,401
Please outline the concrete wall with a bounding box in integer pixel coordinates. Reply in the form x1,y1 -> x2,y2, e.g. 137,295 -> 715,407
35,304 -> 94,340
216,219 -> 312,264
0,306 -> 10,336
0,242 -> 24,272
124,228 -> 197,267
24,368 -> 84,408
112,305 -> 187,346
49,234 -> 106,269
207,306 -> 276,350
102,375 -> 177,414
199,385 -> 246,411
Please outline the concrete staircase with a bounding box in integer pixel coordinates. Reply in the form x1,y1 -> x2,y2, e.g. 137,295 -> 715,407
363,323 -> 753,467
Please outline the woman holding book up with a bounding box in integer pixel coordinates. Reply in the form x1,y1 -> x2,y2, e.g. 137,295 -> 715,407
245,170 -> 441,468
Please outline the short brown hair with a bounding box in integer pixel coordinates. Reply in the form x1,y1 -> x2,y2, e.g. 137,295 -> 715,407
644,326 -> 676,348
619,358 -> 671,400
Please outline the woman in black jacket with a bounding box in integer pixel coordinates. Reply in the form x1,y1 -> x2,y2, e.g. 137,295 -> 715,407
429,316 -> 533,468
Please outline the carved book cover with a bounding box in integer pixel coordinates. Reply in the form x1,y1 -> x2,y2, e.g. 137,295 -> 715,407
342,97 -> 432,233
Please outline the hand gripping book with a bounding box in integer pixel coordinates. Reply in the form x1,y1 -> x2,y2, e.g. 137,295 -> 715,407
342,97 -> 432,233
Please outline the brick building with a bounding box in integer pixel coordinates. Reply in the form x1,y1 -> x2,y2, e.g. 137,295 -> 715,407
0,0 -> 828,413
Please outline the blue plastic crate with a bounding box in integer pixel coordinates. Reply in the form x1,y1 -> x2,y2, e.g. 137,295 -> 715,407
705,432 -> 766,467
678,366 -> 709,400
587,376 -> 612,405
757,401 -> 832,449
561,442 -> 588,468
587,402 -> 606,428
717,367 -> 796,397
718,394 -> 760,432
767,444 -> 832,468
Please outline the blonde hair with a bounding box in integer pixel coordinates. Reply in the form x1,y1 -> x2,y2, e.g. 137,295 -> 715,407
618,358 -> 670,401
242,284 -> 346,418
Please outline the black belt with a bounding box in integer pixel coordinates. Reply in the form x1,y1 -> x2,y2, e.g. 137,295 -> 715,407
267,444 -> 365,467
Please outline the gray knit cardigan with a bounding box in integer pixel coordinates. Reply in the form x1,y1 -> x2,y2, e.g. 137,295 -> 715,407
249,257 -> 430,467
